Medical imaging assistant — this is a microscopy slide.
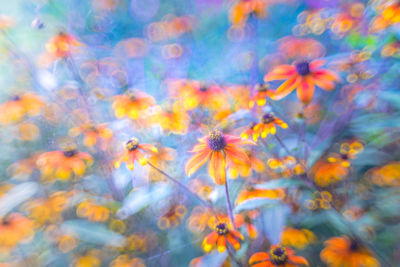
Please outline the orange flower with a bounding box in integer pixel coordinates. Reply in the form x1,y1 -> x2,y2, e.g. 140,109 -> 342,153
320,236 -> 380,267
147,145 -> 176,182
168,79 -> 229,111
157,204 -> 187,230
235,186 -> 285,205
365,162 -> 400,187
0,213 -> 34,251
45,32 -> 81,58
234,211 -> 259,239
249,84 -> 271,107
252,113 -> 288,140
0,93 -> 44,124
110,255 -> 146,267
188,179 -> 214,201
310,160 -> 349,187
69,123 -> 113,148
36,148 -> 93,182
114,138 -> 158,170
268,156 -> 305,178
264,59 -> 340,104
151,103 -> 189,134
370,1 -> 400,33
280,227 -> 316,249
202,221 -> 244,253
327,140 -> 364,168
112,90 -> 155,119
249,244 -> 308,267
227,150 -> 265,178
76,200 -> 110,222
229,0 -> 268,27
185,130 -> 255,185
187,206 -> 214,233
278,36 -> 325,60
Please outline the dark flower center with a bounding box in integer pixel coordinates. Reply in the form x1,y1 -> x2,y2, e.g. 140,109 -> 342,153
270,247 -> 288,264
295,61 -> 310,76
207,130 -> 226,151
215,222 -> 228,235
12,95 -> 21,101
199,86 -> 208,92
125,138 -> 139,151
256,83 -> 269,92
63,149 -> 78,157
341,154 -> 349,160
262,113 -> 275,124
350,239 -> 360,251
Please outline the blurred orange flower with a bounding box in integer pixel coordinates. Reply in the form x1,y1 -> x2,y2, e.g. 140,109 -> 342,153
249,84 -> 271,108
202,221 -> 244,253
157,204 -> 187,230
36,148 -> 93,182
0,93 -> 44,124
151,103 -> 190,134
112,90 -> 155,120
69,123 -> 113,149
252,113 -> 288,140
229,0 -> 268,27
310,160 -> 348,187
280,227 -> 316,249
114,138 -> 158,170
249,244 -> 309,266
76,200 -> 110,222
185,130 -> 255,185
227,150 -> 266,178
264,59 -> 340,104
327,140 -> 364,168
235,186 -> 285,205
0,213 -> 34,251
234,211 -> 259,239
110,255 -> 146,267
320,236 -> 380,267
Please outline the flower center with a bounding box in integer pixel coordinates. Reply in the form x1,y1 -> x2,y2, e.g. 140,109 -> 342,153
215,222 -> 228,235
270,247 -> 288,265
341,154 -> 349,160
63,149 -> 77,157
207,130 -> 226,151
256,83 -> 269,92
199,86 -> 208,92
262,113 -> 275,124
125,138 -> 139,151
12,95 -> 21,101
349,239 -> 360,251
295,61 -> 310,76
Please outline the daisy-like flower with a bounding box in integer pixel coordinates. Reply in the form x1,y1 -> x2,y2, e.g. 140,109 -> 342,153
229,0 -> 268,27
0,213 -> 34,251
112,90 -> 155,120
264,59 -> 340,104
114,138 -> 158,170
227,150 -> 266,178
249,84 -> 271,108
202,221 -> 244,253
0,93 -> 45,125
36,147 -> 93,181
151,103 -> 190,134
320,236 -> 380,267
252,113 -> 288,140
185,130 -> 255,185
281,227 -> 316,250
249,244 -> 309,267
69,123 -> 113,148
327,140 -> 364,168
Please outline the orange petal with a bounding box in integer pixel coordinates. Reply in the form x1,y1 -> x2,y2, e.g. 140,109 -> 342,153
297,77 -> 315,104
208,151 -> 226,185
217,236 -> 226,253
226,233 -> 241,250
185,148 -> 211,176
268,76 -> 300,101
225,144 -> 251,165
264,65 -> 296,81
249,252 -> 269,265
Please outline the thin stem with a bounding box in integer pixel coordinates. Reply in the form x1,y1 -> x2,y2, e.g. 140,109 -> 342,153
273,134 -> 292,156
224,178 -> 235,228
147,162 -> 217,215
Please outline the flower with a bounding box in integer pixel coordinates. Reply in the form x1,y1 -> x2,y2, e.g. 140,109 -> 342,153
0,213 -> 34,251
310,160 -> 349,187
234,211 -> 259,239
249,84 -> 271,107
249,244 -> 309,267
112,90 -> 155,120
114,138 -> 158,170
366,162 -> 400,187
76,200 -> 110,222
202,221 -> 244,253
370,1 -> 400,33
327,140 -> 364,168
227,150 -> 266,178
45,32 -> 81,58
0,93 -> 44,124
252,113 -> 288,140
187,206 -> 214,233
69,123 -> 113,148
151,103 -> 189,134
36,148 -> 93,182
281,227 -> 316,249
147,145 -> 176,182
185,130 -> 255,185
157,204 -> 187,230
110,255 -> 146,267
320,236 -> 380,267
268,156 -> 305,178
229,0 -> 268,27
264,59 -> 340,104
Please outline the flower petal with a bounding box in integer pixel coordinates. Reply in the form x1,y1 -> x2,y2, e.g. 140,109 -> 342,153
297,77 -> 315,104
185,148 -> 211,177
268,76 -> 300,101
209,151 -> 226,185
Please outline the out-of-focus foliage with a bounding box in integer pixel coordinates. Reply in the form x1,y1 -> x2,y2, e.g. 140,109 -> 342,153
1,0 -> 400,266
